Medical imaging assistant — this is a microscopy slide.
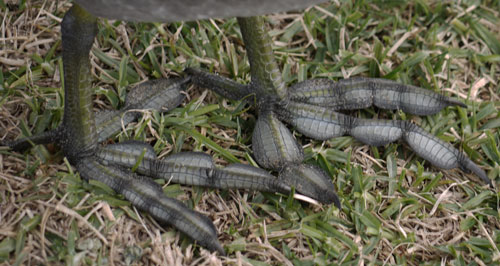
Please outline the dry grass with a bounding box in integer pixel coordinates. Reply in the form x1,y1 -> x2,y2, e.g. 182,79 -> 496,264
1,0 -> 499,265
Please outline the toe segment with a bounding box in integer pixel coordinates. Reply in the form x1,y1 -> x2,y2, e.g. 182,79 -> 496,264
97,143 -> 292,194
289,78 -> 466,115
277,101 -> 491,186
2,129 -> 61,152
277,101 -> 350,140
76,157 -> 225,254
96,78 -> 187,142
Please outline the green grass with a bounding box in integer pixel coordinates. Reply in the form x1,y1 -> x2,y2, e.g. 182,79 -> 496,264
1,0 -> 499,265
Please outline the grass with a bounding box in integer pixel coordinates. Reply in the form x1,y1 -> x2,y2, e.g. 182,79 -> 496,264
1,0 -> 499,265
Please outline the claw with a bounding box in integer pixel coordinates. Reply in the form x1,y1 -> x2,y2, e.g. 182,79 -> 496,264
403,122 -> 493,187
459,156 -> 493,188
279,164 -> 340,207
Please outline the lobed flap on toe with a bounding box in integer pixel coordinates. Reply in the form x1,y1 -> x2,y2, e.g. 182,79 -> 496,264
252,112 -> 304,169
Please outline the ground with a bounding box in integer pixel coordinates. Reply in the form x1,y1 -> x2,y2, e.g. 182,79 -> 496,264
0,0 -> 499,265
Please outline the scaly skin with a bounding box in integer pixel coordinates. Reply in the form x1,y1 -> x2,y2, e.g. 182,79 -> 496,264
188,15 -> 493,190
238,17 -> 288,100
288,78 -> 467,115
96,142 -> 290,193
95,78 -> 187,142
56,5 -> 229,254
4,5 -> 338,255
3,2 -> 493,259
